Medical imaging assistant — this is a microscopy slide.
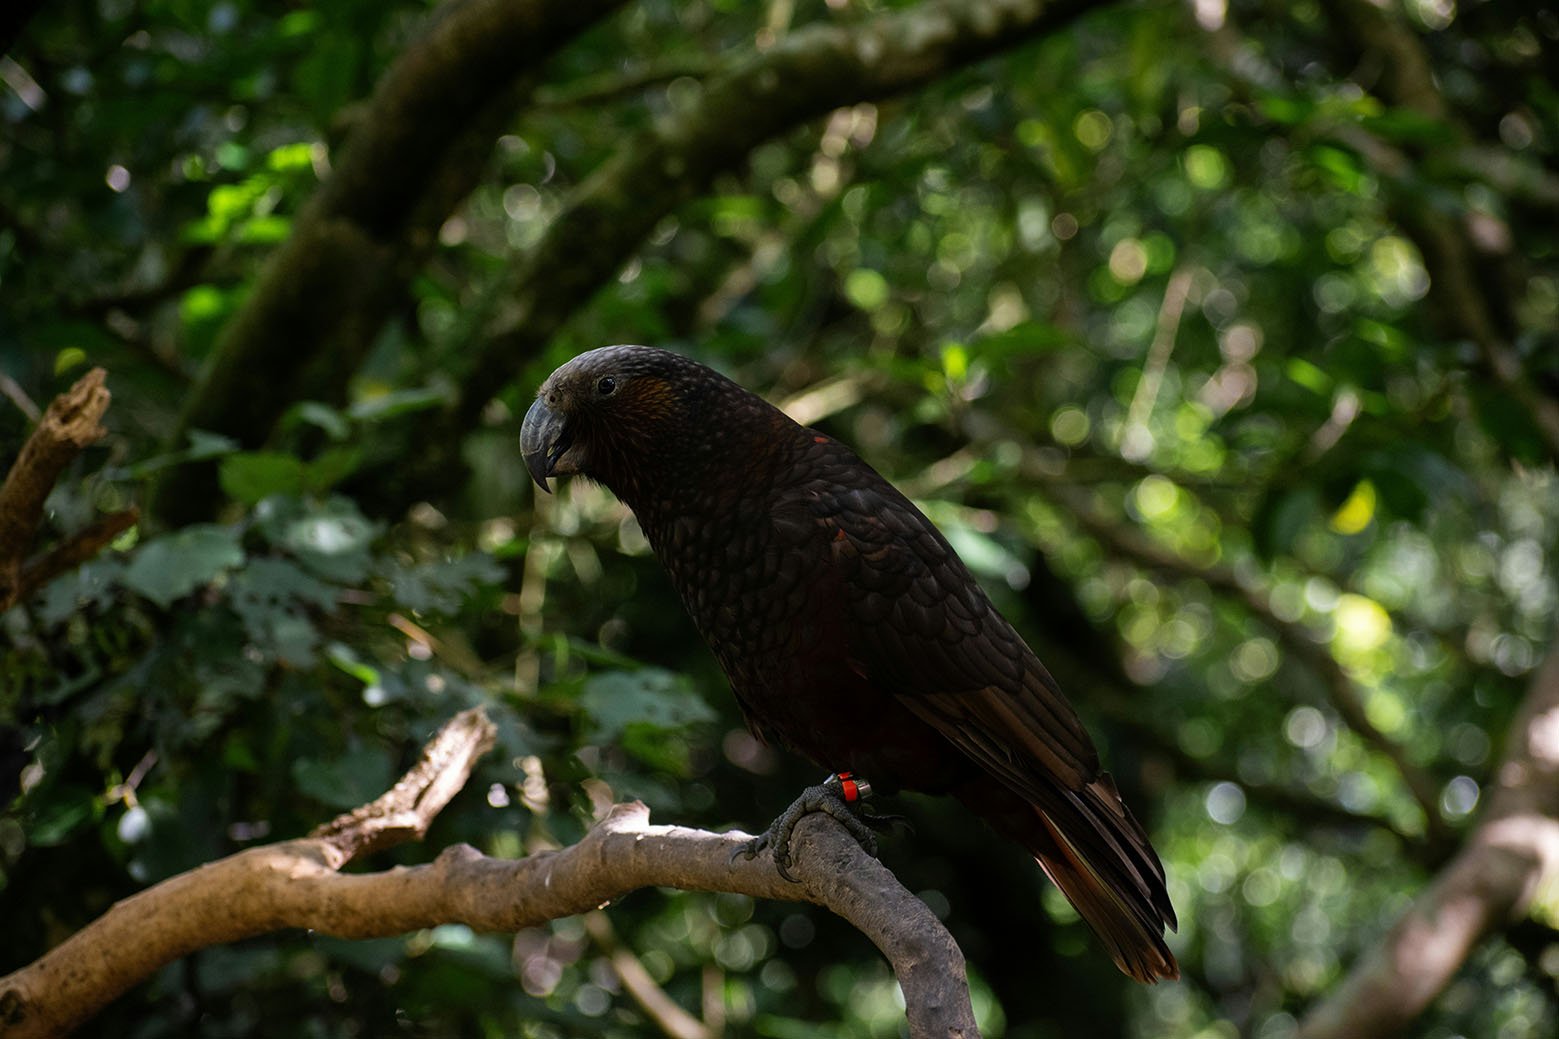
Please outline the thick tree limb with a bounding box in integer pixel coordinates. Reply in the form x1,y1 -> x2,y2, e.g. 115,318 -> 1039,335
150,0 -> 631,526
1297,636 -> 1559,1038
457,0 -> 1098,426
0,367 -> 122,611
0,706 -> 978,1039
374,0 -> 1102,508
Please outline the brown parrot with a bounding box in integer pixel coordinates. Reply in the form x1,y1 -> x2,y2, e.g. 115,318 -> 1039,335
521,345 -> 1178,982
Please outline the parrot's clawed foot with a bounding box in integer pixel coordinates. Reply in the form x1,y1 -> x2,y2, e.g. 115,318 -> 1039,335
730,772 -> 896,882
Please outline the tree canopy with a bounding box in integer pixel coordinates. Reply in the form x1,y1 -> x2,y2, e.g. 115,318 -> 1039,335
2,0 -> 1557,1036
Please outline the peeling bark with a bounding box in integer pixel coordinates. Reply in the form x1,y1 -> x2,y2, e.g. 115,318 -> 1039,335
0,367 -> 124,611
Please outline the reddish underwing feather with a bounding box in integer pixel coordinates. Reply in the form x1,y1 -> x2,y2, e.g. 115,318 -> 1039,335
1036,809 -> 1180,983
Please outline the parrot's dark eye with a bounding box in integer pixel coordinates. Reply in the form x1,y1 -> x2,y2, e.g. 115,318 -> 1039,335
596,375 -> 618,397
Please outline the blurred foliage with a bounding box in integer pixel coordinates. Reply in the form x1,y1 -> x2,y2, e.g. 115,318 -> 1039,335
3,0 -> 1559,1037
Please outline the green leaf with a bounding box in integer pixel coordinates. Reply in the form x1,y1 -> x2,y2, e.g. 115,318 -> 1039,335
289,401 -> 351,440
53,347 -> 88,376
1256,94 -> 1314,126
1360,109 -> 1454,145
101,429 -> 240,481
236,214 -> 292,244
303,446 -> 363,493
844,268 -> 890,311
1254,486 -> 1321,560
387,554 -> 505,615
576,668 -> 716,744
122,526 -> 244,607
187,430 -> 243,459
38,559 -> 126,626
228,558 -> 337,667
326,642 -> 381,687
220,451 -> 307,505
255,496 -> 378,582
26,786 -> 99,846
265,141 -> 317,172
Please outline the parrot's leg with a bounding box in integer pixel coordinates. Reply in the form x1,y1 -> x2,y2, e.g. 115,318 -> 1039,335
730,772 -> 909,882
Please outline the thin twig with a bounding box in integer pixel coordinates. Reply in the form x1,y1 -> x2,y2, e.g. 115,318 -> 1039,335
1121,265 -> 1194,461
584,910 -> 716,1039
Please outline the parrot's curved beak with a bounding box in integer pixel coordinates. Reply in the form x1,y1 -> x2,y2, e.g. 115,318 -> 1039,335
521,397 -> 572,494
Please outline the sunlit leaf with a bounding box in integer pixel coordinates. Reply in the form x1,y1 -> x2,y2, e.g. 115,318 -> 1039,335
1329,480 -> 1376,535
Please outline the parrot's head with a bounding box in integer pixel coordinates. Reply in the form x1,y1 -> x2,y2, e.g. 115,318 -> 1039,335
522,345 -> 741,496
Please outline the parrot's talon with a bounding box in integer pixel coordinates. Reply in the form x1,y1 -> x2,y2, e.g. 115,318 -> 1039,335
738,773 -> 886,882
729,832 -> 769,865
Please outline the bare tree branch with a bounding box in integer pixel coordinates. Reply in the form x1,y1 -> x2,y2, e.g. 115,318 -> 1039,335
1297,635 -> 1559,1038
13,506 -> 138,597
533,59 -> 717,110
0,707 -> 979,1039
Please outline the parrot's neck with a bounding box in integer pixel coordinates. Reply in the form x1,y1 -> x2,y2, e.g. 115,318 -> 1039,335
600,404 -> 803,544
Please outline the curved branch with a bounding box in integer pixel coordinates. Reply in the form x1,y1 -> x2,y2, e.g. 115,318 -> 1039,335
0,707 -> 978,1039
1297,636 -> 1559,1038
584,910 -> 716,1039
